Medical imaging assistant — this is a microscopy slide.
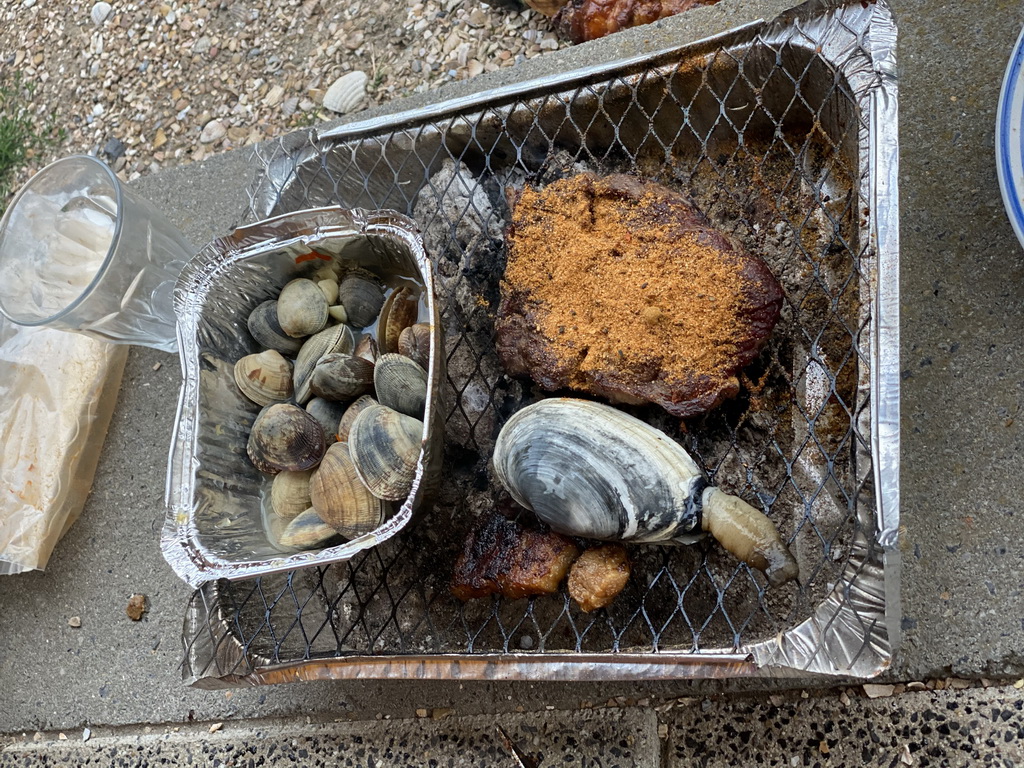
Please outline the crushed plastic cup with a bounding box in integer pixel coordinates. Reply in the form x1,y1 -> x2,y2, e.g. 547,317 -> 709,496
0,155 -> 194,353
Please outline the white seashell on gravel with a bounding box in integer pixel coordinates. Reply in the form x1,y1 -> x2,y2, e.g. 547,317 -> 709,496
322,71 -> 368,115
90,1 -> 112,25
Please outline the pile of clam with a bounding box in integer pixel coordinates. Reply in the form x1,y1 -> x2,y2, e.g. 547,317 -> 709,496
233,263 -> 433,552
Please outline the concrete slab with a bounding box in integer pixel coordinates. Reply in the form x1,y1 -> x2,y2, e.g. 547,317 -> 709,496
2,0 -> 1024,744
0,707 -> 659,767
664,684 -> 1024,767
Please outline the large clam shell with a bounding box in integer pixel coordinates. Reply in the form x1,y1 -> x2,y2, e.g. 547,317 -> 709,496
270,469 -> 314,521
348,404 -> 422,501
492,398 -> 706,543
277,278 -> 330,338
337,271 -> 385,329
310,352 -> 375,401
374,353 -> 427,418
278,507 -> 340,550
337,395 -> 378,443
310,443 -> 386,539
247,300 -> 303,355
247,403 -> 327,474
378,286 -> 419,354
293,323 -> 355,404
233,349 -> 294,406
397,323 -> 431,370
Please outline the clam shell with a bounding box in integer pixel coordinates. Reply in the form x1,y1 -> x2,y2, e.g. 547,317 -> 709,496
305,397 -> 348,442
293,324 -> 355,404
278,507 -> 340,550
374,353 -> 427,418
323,70 -> 368,115
233,349 -> 294,406
348,404 -> 423,501
378,286 -> 419,354
277,278 -> 329,338
247,403 -> 327,474
247,300 -> 303,355
337,395 -> 378,443
337,272 -> 385,329
491,398 -> 703,542
397,323 -> 431,371
270,469 -> 314,521
310,443 -> 386,539
310,353 -> 375,401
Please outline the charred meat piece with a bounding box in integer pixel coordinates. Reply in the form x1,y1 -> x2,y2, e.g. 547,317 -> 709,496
555,0 -> 719,43
451,513 -> 580,601
568,544 -> 632,612
496,173 -> 783,418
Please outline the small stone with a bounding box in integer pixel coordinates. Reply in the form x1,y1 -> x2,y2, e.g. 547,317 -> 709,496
68,616 -> 82,628
431,708 -> 454,720
199,119 -> 226,144
345,31 -> 364,51
264,84 -> 285,107
415,709 -> 428,718
153,128 -> 167,149
32,53 -> 44,66
209,722 -> 223,733
322,71 -> 368,114
126,593 -> 147,621
467,8 -> 487,27
209,46 -> 220,59
862,683 -> 896,699
82,728 -> 91,742
467,60 -> 484,78
32,732 -> 42,742
91,1 -> 112,24
102,137 -> 126,161
194,36 -> 212,55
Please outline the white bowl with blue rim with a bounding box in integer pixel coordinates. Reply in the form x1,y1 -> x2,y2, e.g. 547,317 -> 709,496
997,25 -> 1024,249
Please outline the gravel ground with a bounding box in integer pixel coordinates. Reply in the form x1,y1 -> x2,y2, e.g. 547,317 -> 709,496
2,0 -> 567,192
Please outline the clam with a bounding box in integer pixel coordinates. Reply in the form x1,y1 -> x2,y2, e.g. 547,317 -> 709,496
247,300 -> 303,355
310,443 -> 386,539
293,323 -> 355,404
397,323 -> 431,371
278,507 -> 340,550
348,404 -> 423,501
492,398 -> 799,586
310,353 -> 375,401
337,271 -> 385,329
233,349 -> 293,406
374,353 -> 427,418
337,395 -> 378,443
378,286 -> 419,354
277,278 -> 329,338
270,468 -> 314,521
247,403 -> 327,474
306,397 -> 348,442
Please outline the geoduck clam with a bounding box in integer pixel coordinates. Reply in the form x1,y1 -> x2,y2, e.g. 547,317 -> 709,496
491,398 -> 799,586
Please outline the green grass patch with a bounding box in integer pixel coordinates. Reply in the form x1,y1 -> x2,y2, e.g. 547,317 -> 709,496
0,75 -> 65,212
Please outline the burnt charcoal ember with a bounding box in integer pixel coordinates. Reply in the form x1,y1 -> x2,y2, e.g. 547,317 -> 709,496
414,160 -> 522,456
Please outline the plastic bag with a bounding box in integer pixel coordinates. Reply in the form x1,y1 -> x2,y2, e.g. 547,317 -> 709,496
0,318 -> 128,574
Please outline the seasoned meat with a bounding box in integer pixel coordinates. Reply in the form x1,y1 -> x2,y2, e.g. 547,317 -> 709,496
555,0 -> 719,43
568,544 -> 632,612
496,173 -> 783,418
451,513 -> 580,601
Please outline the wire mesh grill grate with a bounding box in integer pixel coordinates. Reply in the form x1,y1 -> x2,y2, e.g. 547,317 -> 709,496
182,0 -> 898,683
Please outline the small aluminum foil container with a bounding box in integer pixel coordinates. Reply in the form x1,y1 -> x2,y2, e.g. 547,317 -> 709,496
162,207 -> 444,587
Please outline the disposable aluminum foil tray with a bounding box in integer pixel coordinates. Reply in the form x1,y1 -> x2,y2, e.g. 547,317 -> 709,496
181,0 -> 899,685
163,208 -> 444,586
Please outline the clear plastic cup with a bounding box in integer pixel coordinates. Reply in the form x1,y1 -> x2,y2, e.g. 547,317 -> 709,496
0,155 -> 194,353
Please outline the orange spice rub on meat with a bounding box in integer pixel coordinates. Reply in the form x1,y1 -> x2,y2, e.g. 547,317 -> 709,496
496,173 -> 783,418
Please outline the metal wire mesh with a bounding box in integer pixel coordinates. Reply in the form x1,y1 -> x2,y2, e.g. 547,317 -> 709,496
182,0 -> 898,683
